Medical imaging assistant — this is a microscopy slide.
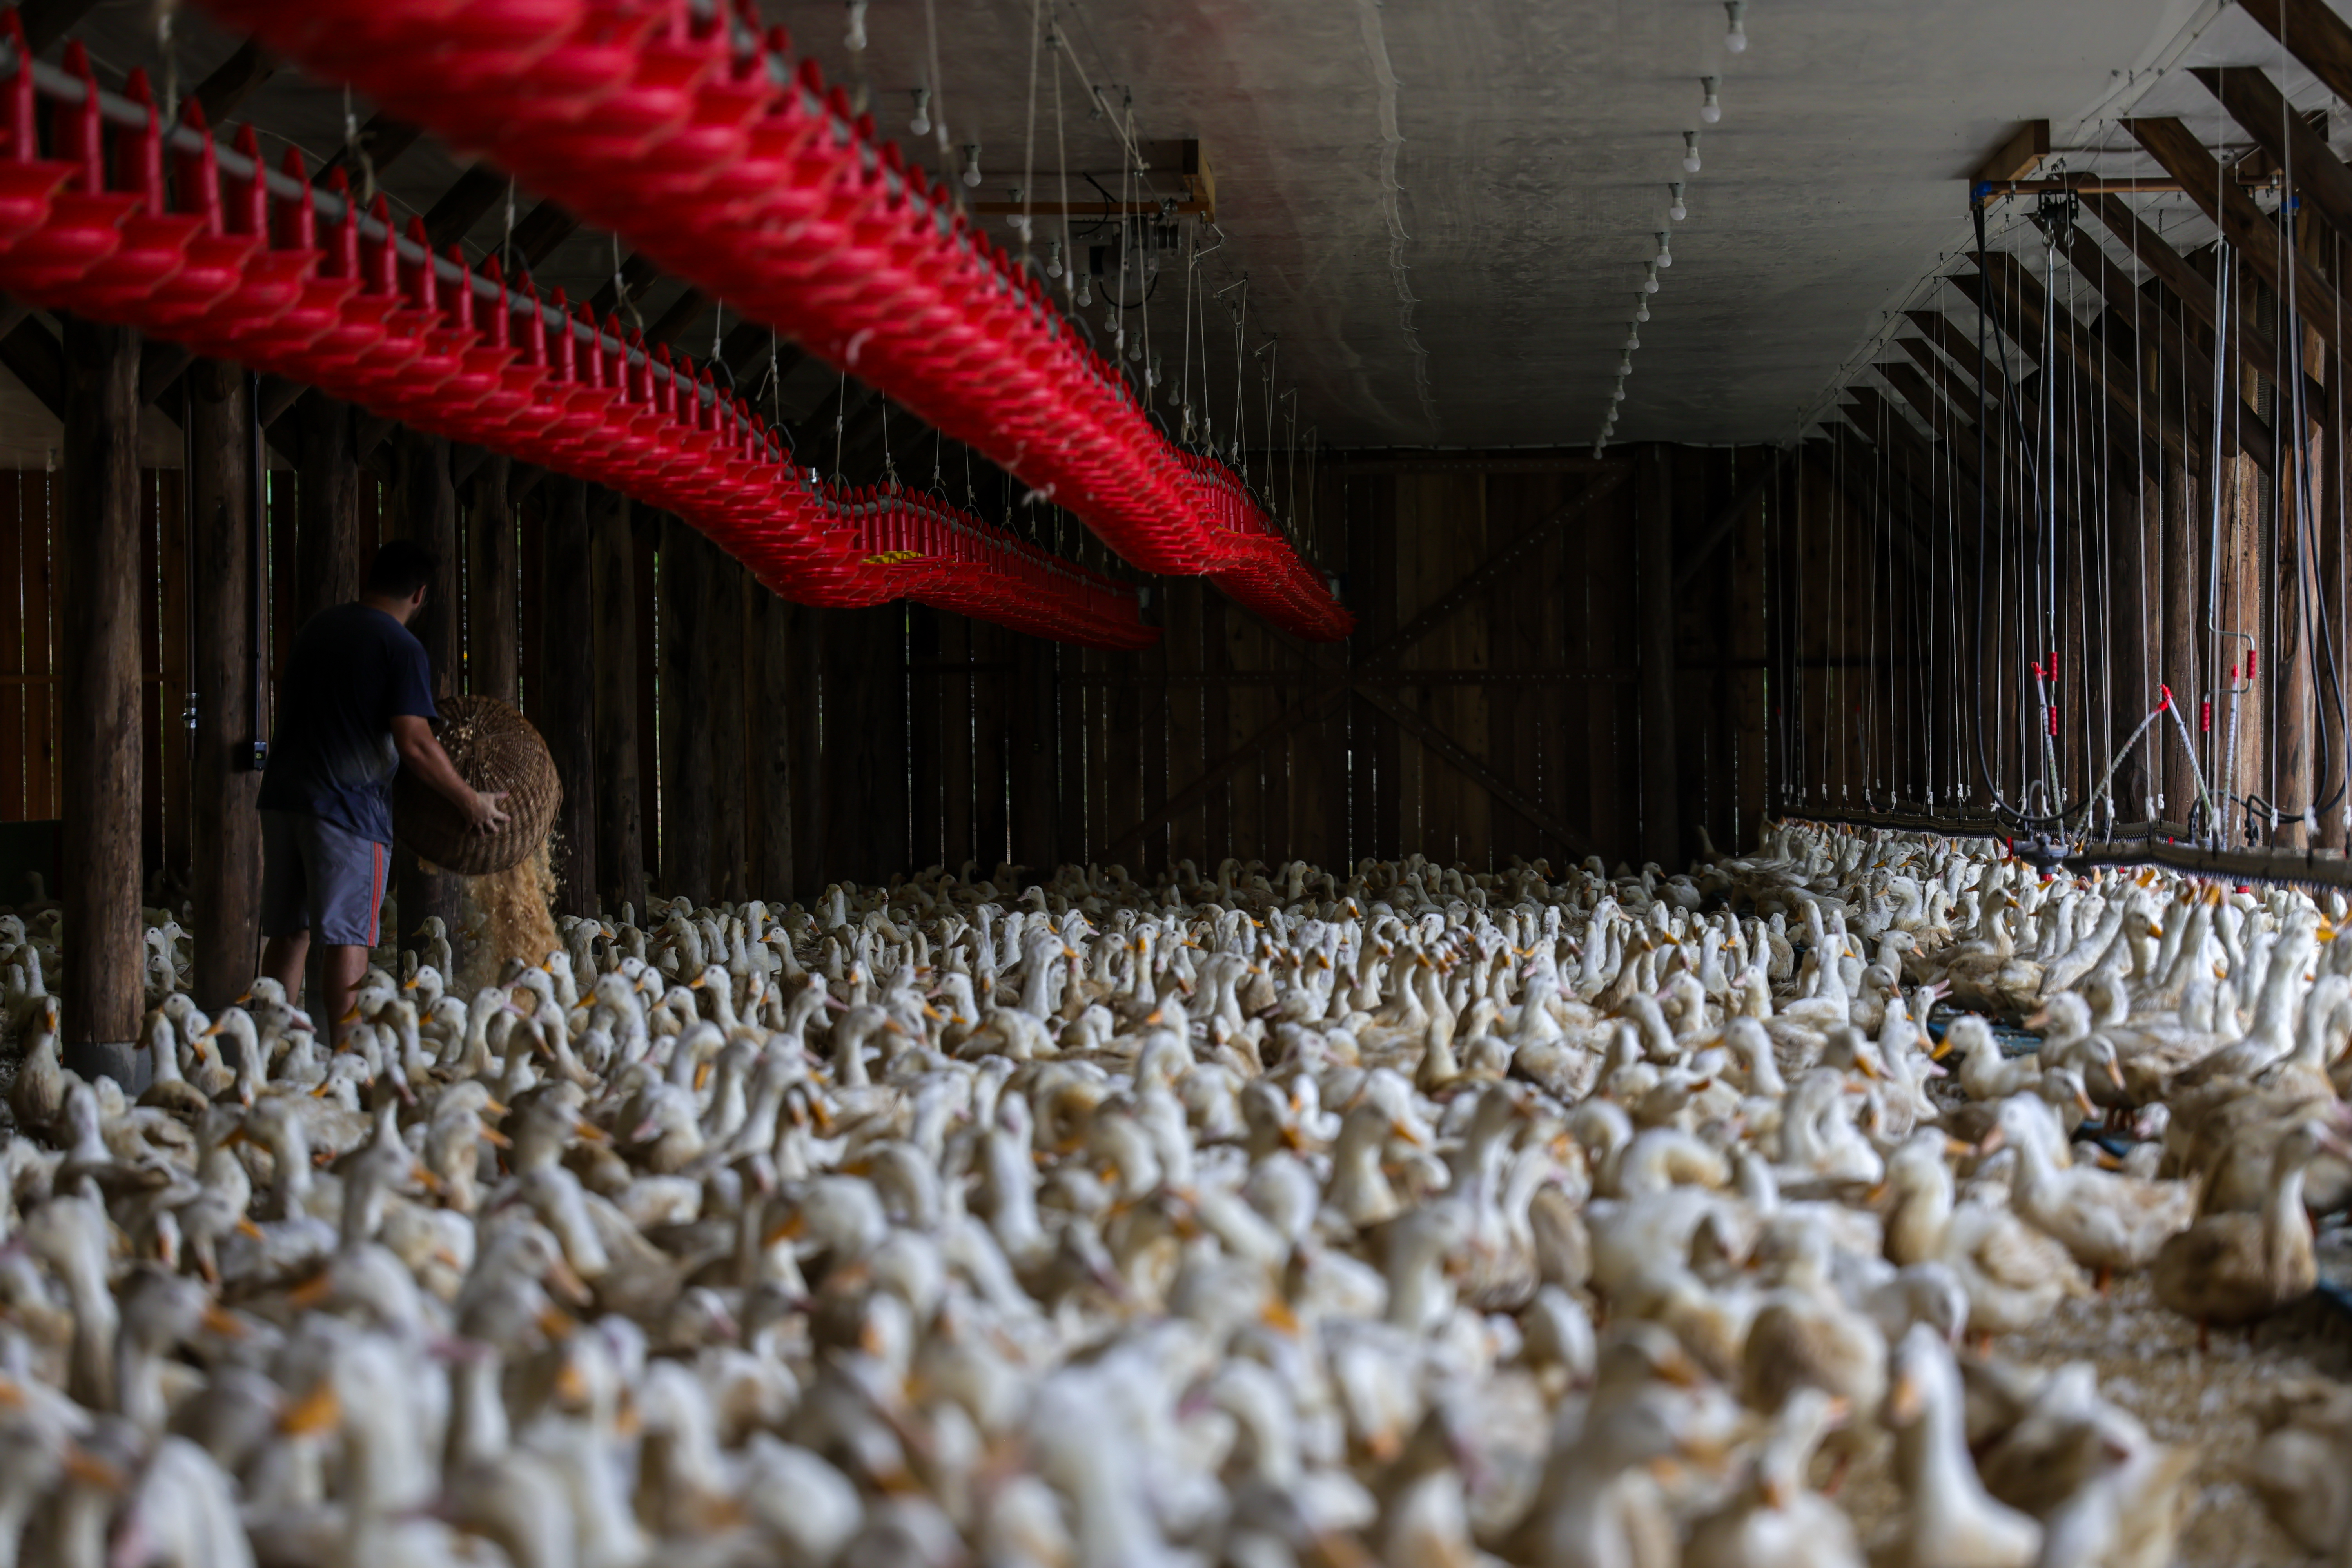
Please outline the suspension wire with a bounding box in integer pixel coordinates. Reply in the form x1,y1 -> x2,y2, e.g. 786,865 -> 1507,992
1968,198 -> 2077,828
2126,114 -> 2152,821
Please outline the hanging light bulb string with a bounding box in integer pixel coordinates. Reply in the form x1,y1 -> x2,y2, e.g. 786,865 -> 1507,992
1017,0 -> 1043,265
1050,32 -> 1073,300
1179,218 -> 1196,445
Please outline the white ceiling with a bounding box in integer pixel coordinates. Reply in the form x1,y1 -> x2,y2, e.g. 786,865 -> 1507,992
27,0 -> 2343,457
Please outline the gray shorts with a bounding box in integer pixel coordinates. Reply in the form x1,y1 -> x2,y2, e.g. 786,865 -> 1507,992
261,811 -> 390,948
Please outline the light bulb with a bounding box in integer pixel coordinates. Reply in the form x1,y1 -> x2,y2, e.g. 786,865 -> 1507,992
909,86 -> 931,136
1643,263 -> 1659,293
961,144 -> 982,187
1682,131 -> 1702,173
1724,0 -> 1747,53
844,0 -> 867,51
1619,354 -> 1633,376
1668,181 -> 1687,221
1128,336 -> 1142,363
1045,239 -> 1063,278
1655,231 -> 1673,268
1611,383 -> 1626,402
1076,276 -> 1092,307
1699,76 -> 1721,123
1625,332 -> 1640,352
1634,295 -> 1650,323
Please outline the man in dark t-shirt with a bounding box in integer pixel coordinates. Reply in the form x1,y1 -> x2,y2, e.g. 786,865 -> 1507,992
257,541 -> 508,1034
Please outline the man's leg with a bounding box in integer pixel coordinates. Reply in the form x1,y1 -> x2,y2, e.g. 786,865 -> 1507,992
261,931 -> 310,1003
258,812 -> 312,1013
306,819 -> 390,1045
319,943 -> 370,1043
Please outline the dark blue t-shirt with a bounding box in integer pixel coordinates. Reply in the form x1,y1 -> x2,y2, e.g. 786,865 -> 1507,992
257,603 -> 437,844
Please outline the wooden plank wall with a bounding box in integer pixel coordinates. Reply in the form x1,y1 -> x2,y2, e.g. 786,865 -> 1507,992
880,443 -> 1778,882
12,441 -> 1786,913
1777,442 -> 1918,815
3,459 -> 376,885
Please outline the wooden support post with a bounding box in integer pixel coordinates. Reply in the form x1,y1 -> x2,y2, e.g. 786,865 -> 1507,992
467,455 -> 517,702
788,605 -> 824,897
187,361 -> 260,1012
2325,334 -> 2349,852
590,486 -> 645,916
58,318 -> 143,1084
708,544 -> 748,900
1637,445 -> 1681,867
541,476 -> 597,917
294,392 -> 361,628
395,430 -> 460,967
659,514 -> 713,903
1012,633 -> 1060,877
749,590 -> 794,901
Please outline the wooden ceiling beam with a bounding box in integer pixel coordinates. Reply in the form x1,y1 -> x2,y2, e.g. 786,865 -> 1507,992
2078,190 -> 2320,408
645,287 -> 709,348
2059,224 -> 2276,471
590,252 -> 663,320
2127,116 -> 2343,347
19,0 -> 98,52
421,165 -> 508,252
1876,359 -> 1984,484
1952,258 -> 2178,466
315,113 -> 424,187
2235,0 -> 2352,109
191,38 -> 276,125
508,200 -> 580,269
0,313 -> 63,419
2192,66 -> 2352,243
1903,309 -> 2016,413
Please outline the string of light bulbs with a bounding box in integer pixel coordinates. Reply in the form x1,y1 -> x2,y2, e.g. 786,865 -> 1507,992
1592,1 -> 1748,456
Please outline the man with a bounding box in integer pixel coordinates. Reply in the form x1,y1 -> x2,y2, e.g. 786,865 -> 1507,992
258,540 -> 508,1034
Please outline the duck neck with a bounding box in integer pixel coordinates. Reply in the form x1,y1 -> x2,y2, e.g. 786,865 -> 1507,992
2250,938 -> 2311,1049
1887,1169 -> 1953,1267
2265,1149 -> 2317,1278
1904,1371 -> 1988,1535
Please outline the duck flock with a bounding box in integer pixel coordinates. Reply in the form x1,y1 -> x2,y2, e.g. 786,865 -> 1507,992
2,822 -> 2352,1567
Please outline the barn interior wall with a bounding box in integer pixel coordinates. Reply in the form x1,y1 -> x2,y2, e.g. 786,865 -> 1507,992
0,441 -> 1791,907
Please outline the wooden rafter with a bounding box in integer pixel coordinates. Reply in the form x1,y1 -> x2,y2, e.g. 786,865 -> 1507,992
1962,253 -> 2180,464
2127,116 -> 2344,348
191,39 -> 276,125
2058,224 -> 2275,471
422,165 -> 508,251
2193,67 -> 2352,245
2236,0 -> 2352,108
2077,194 -> 2288,394
315,113 -> 423,187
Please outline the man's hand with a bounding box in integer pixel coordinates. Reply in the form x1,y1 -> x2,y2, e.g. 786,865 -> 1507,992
392,715 -> 515,838
467,790 -> 511,833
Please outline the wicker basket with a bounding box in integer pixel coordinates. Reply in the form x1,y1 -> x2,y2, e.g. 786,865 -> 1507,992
392,694 -> 561,876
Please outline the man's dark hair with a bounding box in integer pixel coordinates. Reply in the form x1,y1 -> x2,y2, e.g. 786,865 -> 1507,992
365,539 -> 439,600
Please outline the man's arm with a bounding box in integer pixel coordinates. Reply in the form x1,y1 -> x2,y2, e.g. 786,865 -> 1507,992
390,714 -> 511,832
